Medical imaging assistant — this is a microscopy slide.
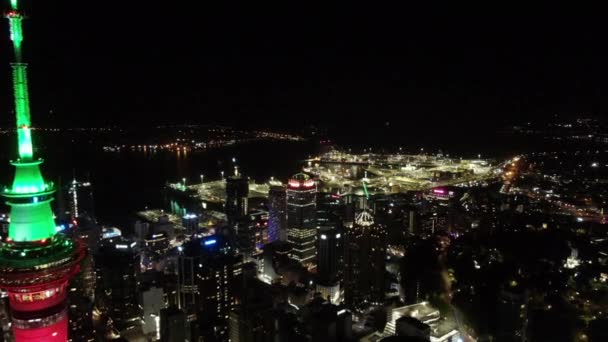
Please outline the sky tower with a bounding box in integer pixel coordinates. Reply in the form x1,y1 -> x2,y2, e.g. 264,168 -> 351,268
0,1 -> 85,341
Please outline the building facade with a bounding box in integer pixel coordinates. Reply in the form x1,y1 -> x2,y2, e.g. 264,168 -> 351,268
286,173 -> 317,266
268,184 -> 287,243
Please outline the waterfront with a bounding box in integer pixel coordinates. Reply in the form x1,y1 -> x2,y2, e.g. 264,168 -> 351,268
0,132 -> 318,226
0,126 -> 603,227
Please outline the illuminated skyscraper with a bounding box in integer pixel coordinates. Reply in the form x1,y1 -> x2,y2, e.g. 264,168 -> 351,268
177,236 -> 243,341
344,210 -> 387,307
286,173 -> 317,266
0,1 -> 85,341
316,214 -> 342,304
95,237 -> 142,335
226,174 -> 249,226
267,184 -> 287,243
67,178 -> 95,222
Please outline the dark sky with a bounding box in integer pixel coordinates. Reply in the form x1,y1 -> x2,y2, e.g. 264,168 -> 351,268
0,2 -> 605,132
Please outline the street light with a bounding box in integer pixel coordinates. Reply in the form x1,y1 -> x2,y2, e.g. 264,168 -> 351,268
200,174 -> 204,184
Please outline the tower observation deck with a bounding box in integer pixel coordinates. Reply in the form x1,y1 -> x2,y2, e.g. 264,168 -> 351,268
0,1 -> 86,341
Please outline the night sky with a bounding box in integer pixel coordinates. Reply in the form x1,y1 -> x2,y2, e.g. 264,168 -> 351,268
0,2 -> 605,132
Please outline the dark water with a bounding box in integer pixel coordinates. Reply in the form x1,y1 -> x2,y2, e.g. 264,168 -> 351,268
0,133 -> 319,226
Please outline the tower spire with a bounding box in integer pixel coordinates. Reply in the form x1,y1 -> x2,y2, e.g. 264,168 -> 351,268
4,0 -> 55,241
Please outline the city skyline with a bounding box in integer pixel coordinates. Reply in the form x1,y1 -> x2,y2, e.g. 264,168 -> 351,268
0,1 -> 607,342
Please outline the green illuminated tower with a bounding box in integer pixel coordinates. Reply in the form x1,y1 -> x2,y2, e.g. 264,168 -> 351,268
0,1 -> 85,341
4,0 -> 56,242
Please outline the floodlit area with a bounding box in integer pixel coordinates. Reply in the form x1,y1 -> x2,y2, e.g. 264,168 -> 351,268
167,180 -> 272,203
305,151 -> 505,195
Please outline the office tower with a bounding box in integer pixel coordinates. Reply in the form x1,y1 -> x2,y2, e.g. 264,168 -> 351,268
228,268 -> 275,342
226,175 -> 249,226
67,221 -> 99,340
141,286 -> 167,340
344,210 -> 387,307
316,213 -> 342,304
182,213 -> 199,234
95,237 -> 142,335
177,236 -> 243,341
160,306 -> 189,342
0,2 -> 86,340
286,173 -> 317,266
268,184 -> 287,243
67,246 -> 99,342
235,210 -> 268,261
68,178 -> 95,222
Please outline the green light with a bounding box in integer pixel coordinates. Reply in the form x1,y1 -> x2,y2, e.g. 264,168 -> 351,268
362,180 -> 370,199
11,64 -> 31,128
8,17 -> 23,55
17,127 -> 33,159
10,164 -> 46,195
2,0 -> 58,243
8,202 -> 56,241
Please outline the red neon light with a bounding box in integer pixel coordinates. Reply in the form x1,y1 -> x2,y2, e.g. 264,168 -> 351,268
288,180 -> 300,188
13,317 -> 67,342
8,282 -> 68,312
433,189 -> 445,194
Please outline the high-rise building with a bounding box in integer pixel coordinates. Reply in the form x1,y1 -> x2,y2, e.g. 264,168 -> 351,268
228,268 -> 275,342
286,173 -> 317,266
177,236 -> 243,341
268,184 -> 287,243
95,237 -> 142,335
226,175 -> 249,226
316,213 -> 342,304
67,254 -> 97,341
235,210 -> 268,261
68,178 -> 95,222
181,213 -> 199,235
160,306 -> 189,342
141,286 -> 167,340
344,210 -> 387,307
0,2 -> 86,341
